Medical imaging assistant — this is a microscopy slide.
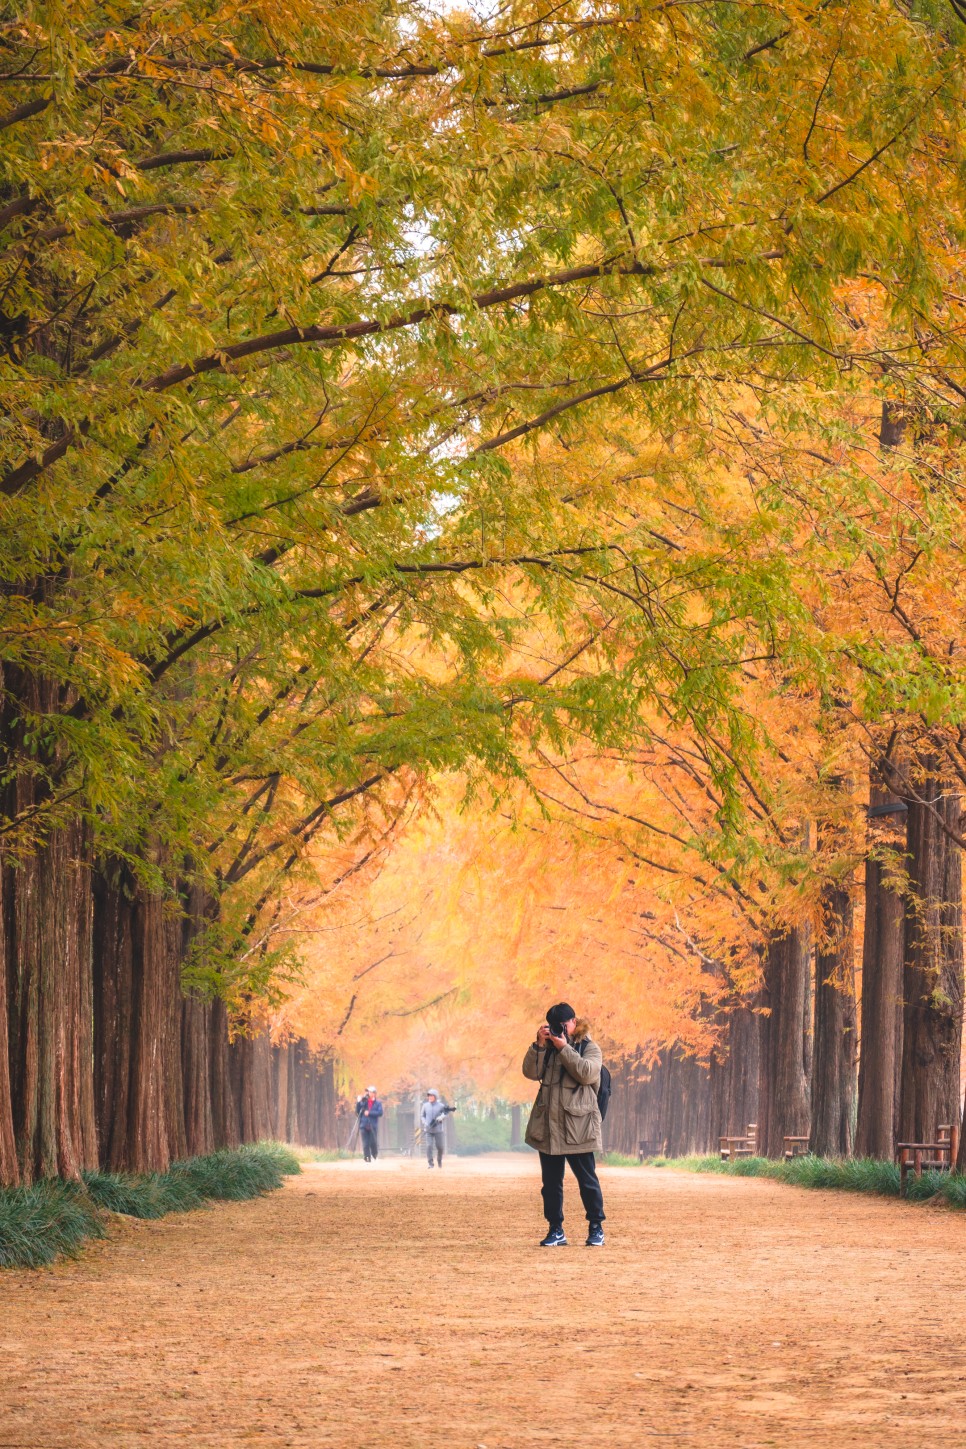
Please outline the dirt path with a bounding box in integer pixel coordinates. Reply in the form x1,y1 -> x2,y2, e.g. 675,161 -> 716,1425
2,1154 -> 965,1448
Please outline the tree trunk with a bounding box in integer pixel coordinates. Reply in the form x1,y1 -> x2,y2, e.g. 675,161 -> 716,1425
0,859 -> 20,1185
208,996 -> 238,1148
271,1041 -> 289,1140
899,763 -> 965,1144
659,1047 -> 713,1156
759,928 -> 811,1158
1,668 -> 99,1183
93,861 -> 186,1172
855,774 -> 905,1158
5,821 -> 98,1182
709,1003 -> 761,1145
811,883 -> 857,1157
284,1038 -> 299,1144
230,1026 -> 274,1143
181,996 -> 215,1157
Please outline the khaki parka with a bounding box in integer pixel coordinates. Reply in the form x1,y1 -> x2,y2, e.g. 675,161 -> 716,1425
522,1019 -> 602,1155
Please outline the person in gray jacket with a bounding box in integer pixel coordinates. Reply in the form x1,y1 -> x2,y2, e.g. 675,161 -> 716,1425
420,1090 -> 454,1168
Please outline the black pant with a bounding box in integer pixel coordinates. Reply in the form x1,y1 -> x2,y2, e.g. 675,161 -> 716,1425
539,1151 -> 605,1228
361,1131 -> 378,1161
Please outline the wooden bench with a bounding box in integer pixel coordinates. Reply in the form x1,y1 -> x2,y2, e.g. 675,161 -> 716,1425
898,1124 -> 960,1195
638,1139 -> 656,1162
783,1135 -> 810,1160
719,1122 -> 759,1161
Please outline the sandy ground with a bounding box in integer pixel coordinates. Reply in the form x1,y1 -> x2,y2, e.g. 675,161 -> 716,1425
1,1153 -> 965,1448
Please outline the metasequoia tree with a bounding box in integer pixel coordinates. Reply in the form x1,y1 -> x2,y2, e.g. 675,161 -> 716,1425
855,765 -> 906,1158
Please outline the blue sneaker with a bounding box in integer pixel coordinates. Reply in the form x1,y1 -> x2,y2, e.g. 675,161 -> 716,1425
540,1227 -> 568,1247
585,1223 -> 605,1247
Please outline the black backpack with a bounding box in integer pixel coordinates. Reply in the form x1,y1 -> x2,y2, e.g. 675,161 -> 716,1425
576,1039 -> 612,1122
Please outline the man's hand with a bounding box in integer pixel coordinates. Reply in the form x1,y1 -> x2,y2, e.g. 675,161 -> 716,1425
547,1032 -> 566,1050
536,1024 -> 551,1047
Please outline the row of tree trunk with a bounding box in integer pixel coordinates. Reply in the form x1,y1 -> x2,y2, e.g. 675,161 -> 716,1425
0,835 -> 340,1186
606,762 -> 966,1169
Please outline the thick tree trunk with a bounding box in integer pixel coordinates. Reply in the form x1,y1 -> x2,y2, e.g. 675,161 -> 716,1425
1,669 -> 99,1183
759,928 -> 812,1158
208,996 -> 239,1148
855,775 -> 905,1158
0,861 -> 20,1185
5,822 -> 98,1182
899,764 -> 965,1143
181,996 -> 215,1157
271,1041 -> 289,1140
284,1037 -> 299,1144
93,861 -> 187,1172
319,1054 -> 338,1149
811,883 -> 857,1157
230,1026 -> 274,1143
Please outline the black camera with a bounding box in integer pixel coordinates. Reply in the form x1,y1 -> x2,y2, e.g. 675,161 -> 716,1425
546,1007 -> 570,1037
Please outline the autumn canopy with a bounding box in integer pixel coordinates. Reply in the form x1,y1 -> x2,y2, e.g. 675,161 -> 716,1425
3,0 -> 966,1183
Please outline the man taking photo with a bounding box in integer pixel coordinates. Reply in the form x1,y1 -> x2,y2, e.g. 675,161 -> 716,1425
522,1003 -> 605,1247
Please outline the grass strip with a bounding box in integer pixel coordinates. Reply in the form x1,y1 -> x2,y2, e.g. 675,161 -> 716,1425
646,1152 -> 966,1206
1,1141 -> 300,1269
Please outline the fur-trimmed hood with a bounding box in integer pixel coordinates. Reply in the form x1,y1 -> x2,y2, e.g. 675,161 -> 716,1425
573,1018 -> 592,1043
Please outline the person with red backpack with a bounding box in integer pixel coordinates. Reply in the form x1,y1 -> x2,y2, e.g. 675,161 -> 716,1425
522,1003 -> 609,1247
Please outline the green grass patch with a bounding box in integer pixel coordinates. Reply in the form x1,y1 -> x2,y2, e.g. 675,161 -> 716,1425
294,1147 -> 349,1163
0,1179 -> 106,1269
601,1151 -> 645,1166
1,1141 -> 300,1270
647,1151 -> 966,1206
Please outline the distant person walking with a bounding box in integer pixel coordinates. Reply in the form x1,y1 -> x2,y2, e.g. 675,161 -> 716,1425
420,1090 -> 455,1168
356,1086 -> 384,1162
523,1002 -> 605,1247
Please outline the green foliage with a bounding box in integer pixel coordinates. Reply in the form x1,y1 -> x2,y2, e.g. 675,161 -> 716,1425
652,1153 -> 966,1207
452,1113 -> 512,1155
0,1143 -> 299,1270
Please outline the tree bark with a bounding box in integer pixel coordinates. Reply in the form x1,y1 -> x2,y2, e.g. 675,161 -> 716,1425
709,1003 -> 761,1145
181,996 -> 215,1157
855,774 -> 905,1158
0,858 -> 20,1185
1,667 -> 99,1183
811,883 -> 857,1157
759,928 -> 812,1158
208,996 -> 238,1148
660,1047 -> 714,1156
93,861 -> 187,1172
230,1026 -> 274,1142
5,821 -> 98,1182
270,1041 -> 289,1141
898,762 -> 965,1144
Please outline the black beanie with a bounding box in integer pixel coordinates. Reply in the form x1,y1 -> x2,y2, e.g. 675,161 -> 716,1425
547,1002 -> 576,1032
